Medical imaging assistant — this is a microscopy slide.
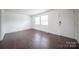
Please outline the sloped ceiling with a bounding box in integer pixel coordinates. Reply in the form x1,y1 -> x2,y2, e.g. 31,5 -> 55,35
4,9 -> 51,15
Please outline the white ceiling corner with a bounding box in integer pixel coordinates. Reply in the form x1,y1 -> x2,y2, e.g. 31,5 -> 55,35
4,9 -> 51,15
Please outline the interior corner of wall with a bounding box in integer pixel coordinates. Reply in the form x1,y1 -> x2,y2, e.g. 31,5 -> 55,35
0,36 -> 4,41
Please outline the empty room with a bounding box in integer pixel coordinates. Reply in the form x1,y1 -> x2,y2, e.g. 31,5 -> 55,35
0,9 -> 79,49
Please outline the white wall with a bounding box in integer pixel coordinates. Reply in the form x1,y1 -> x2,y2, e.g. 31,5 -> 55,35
73,10 -> 79,43
0,10 -> 1,40
75,10 -> 79,43
78,10 -> 79,43
59,10 -> 75,39
74,10 -> 78,41
1,10 -> 6,40
32,9 -> 75,39
5,12 -> 32,33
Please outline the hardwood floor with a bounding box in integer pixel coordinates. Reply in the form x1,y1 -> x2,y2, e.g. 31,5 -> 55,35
0,29 -> 78,49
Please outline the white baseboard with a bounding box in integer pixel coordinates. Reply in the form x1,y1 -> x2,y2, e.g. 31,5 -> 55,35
6,28 -> 32,34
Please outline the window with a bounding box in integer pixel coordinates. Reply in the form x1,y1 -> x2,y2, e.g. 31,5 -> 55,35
41,15 -> 48,25
35,15 -> 48,25
35,16 -> 40,25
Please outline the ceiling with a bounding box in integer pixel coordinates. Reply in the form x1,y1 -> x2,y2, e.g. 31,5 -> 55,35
4,9 -> 51,15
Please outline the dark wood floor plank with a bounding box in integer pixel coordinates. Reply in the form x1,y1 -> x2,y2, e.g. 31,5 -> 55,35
0,29 -> 78,49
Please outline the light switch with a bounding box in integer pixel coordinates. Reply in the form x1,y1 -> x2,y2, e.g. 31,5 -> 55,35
59,21 -> 62,26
